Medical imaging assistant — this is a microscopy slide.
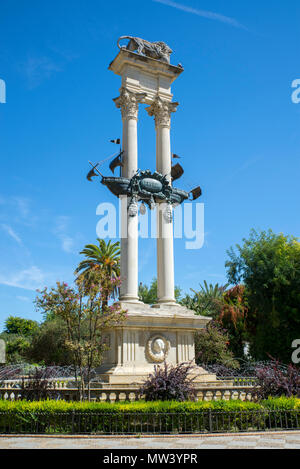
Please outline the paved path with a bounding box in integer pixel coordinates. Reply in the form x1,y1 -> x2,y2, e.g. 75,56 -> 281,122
1,432 -> 300,449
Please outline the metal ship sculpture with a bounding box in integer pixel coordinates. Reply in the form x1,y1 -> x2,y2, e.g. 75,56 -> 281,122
87,146 -> 202,219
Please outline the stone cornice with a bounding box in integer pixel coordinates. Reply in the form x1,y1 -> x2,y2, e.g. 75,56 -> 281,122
115,301 -> 211,331
109,49 -> 184,80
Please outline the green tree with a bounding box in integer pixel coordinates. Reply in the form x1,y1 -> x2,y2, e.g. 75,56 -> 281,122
219,285 -> 248,359
0,333 -> 31,364
4,316 -> 39,337
75,239 -> 120,279
35,270 -> 126,400
195,322 -> 239,369
226,229 -> 300,362
75,239 -> 120,303
138,278 -> 181,304
27,319 -> 74,366
0,316 -> 39,363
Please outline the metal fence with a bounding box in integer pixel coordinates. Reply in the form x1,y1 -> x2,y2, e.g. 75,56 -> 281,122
229,377 -> 258,387
0,410 -> 299,435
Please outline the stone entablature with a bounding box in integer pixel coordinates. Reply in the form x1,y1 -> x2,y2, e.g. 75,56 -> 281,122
109,48 -> 183,104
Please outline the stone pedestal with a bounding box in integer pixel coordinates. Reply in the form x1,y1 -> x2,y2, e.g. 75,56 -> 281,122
96,303 -> 217,386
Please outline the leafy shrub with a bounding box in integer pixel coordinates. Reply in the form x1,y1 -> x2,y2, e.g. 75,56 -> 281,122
20,368 -> 59,401
139,362 -> 196,402
0,398 -> 297,413
0,333 -> 31,364
254,360 -> 300,399
225,229 -> 300,362
195,322 -> 240,369
27,320 -> 73,366
4,317 -> 39,337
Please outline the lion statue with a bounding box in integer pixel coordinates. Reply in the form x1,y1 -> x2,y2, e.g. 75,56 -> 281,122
117,36 -> 173,64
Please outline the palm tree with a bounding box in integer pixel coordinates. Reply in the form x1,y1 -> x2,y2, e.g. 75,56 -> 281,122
75,239 -> 120,299
181,281 -> 228,317
191,281 -> 228,317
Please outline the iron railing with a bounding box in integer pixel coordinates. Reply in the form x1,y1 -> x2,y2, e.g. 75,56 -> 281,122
228,377 -> 258,387
0,410 -> 299,435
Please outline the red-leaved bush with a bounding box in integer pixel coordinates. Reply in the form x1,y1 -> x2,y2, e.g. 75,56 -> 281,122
20,368 -> 59,401
255,360 -> 300,399
139,362 -> 196,402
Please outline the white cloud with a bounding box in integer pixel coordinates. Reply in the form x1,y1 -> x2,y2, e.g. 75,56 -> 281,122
17,296 -> 31,302
0,266 -> 46,291
1,224 -> 22,245
54,216 -> 75,254
153,0 -> 247,30
61,236 -> 74,253
21,56 -> 62,89
13,197 -> 30,218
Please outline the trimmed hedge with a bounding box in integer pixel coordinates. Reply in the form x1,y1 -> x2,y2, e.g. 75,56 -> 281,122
0,399 -> 262,413
0,398 -> 299,435
0,397 -> 299,413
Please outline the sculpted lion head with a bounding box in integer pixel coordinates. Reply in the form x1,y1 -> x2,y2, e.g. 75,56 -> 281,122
154,41 -> 173,56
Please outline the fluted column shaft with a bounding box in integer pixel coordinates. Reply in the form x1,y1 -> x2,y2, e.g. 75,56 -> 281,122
114,88 -> 146,302
147,97 -> 178,304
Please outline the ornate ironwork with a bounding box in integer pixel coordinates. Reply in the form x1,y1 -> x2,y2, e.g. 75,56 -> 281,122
101,169 -> 190,216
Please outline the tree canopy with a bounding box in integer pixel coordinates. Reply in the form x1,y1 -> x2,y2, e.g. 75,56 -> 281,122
4,316 -> 39,337
226,229 -> 300,362
138,278 -> 181,305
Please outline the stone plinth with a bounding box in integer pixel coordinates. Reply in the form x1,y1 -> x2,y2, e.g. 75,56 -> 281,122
96,302 -> 217,386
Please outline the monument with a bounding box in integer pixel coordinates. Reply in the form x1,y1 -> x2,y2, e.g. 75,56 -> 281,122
89,36 -> 217,386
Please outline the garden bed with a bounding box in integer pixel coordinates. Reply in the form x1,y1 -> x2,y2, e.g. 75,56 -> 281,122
0,398 -> 299,435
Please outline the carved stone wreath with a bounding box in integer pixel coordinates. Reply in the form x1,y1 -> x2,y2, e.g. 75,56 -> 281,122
146,334 -> 170,363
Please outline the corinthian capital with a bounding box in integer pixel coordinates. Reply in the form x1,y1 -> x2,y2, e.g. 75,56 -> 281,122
113,87 -> 147,120
146,96 -> 179,128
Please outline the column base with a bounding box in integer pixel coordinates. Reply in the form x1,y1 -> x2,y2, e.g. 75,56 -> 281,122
119,295 -> 142,304
154,299 -> 177,306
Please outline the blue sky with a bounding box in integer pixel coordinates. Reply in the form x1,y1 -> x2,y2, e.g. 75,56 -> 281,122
0,0 -> 300,329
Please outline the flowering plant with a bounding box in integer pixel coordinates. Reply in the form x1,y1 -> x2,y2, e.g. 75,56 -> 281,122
35,270 -> 126,400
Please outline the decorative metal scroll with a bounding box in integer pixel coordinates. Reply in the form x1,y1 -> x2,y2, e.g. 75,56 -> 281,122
101,169 -> 190,218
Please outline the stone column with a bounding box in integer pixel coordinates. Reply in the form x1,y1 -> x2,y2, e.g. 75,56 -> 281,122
114,87 -> 146,302
147,96 -> 178,304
